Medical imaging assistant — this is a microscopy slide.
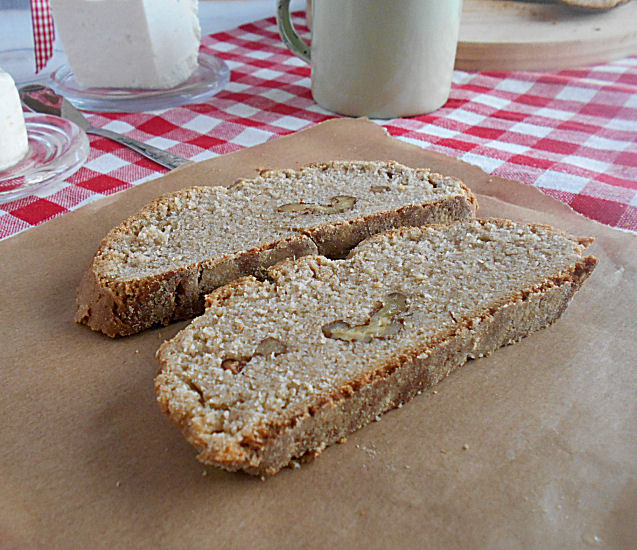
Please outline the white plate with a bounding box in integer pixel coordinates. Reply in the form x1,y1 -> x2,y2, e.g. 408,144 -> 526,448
0,113 -> 89,202
49,52 -> 230,113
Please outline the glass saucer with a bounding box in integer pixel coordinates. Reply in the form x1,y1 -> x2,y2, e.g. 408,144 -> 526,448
0,114 -> 89,202
0,48 -> 66,87
48,52 -> 230,112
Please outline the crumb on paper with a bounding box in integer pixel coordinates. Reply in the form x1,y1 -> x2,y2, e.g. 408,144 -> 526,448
462,444 -> 469,451
432,390 -> 438,394
202,470 -> 208,477
440,449 -> 447,454
116,481 -> 121,487
581,533 -> 603,546
337,437 -> 348,444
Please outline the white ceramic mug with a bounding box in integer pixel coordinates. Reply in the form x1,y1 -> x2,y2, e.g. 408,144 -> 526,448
276,0 -> 463,118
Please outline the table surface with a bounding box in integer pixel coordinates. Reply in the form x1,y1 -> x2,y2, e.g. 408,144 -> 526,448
1,0 -> 636,240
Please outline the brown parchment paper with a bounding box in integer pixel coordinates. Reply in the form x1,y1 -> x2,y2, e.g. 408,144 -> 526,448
1,119 -> 635,550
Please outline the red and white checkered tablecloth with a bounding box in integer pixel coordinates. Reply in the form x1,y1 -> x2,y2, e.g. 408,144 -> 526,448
1,12 -> 636,240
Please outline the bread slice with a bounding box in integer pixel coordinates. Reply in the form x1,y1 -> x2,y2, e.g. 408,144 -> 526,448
76,161 -> 477,337
155,218 -> 597,476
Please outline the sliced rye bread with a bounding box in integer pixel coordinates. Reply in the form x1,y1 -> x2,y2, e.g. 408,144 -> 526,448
76,161 -> 477,337
155,218 -> 597,476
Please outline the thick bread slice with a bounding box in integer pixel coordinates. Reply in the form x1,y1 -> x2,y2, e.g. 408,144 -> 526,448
76,161 -> 476,337
155,218 -> 597,476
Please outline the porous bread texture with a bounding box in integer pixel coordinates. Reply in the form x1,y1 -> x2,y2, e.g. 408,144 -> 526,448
155,218 -> 597,476
76,161 -> 477,337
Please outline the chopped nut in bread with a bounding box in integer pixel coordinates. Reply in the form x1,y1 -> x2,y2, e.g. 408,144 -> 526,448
277,195 -> 357,214
322,292 -> 407,342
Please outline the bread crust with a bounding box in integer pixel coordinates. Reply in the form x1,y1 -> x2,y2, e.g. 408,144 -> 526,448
76,234 -> 317,337
557,0 -> 630,11
76,162 -> 477,337
154,220 -> 597,475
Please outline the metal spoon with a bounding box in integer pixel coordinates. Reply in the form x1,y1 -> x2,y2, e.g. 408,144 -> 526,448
19,84 -> 190,170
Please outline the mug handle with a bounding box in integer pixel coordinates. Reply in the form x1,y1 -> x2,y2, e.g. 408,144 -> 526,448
276,0 -> 311,64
